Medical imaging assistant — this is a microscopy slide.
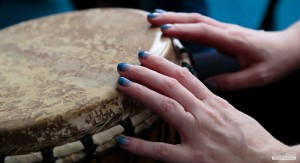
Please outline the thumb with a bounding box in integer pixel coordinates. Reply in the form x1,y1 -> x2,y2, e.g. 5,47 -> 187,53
204,68 -> 263,91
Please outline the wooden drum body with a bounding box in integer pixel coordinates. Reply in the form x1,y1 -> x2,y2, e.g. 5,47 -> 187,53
0,8 -> 190,162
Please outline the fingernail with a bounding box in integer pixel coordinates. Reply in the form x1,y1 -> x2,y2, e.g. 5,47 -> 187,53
138,50 -> 150,59
154,9 -> 166,13
147,13 -> 160,19
160,24 -> 173,30
116,136 -> 129,145
117,63 -> 130,72
204,81 -> 218,90
118,77 -> 131,87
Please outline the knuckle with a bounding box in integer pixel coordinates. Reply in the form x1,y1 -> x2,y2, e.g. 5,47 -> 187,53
226,27 -> 238,36
174,67 -> 192,79
226,27 -> 251,45
164,78 -> 180,91
255,67 -> 271,86
218,97 -> 230,107
215,96 -> 231,109
202,95 -> 217,106
161,98 -> 177,113
226,23 -> 242,30
196,23 -> 209,40
204,95 -> 231,111
190,13 -> 202,22
154,143 -> 169,161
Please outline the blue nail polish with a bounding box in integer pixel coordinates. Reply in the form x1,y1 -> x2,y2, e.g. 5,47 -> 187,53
117,63 -> 130,72
147,13 -> 160,19
116,136 -> 129,145
160,24 -> 173,30
138,51 -> 150,59
154,9 -> 166,13
118,77 -> 131,87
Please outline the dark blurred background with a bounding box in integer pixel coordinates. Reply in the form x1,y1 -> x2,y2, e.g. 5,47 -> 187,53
1,0 -> 300,146
1,0 -> 299,30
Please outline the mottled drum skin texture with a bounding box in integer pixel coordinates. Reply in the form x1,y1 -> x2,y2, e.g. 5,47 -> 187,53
0,8 -> 175,155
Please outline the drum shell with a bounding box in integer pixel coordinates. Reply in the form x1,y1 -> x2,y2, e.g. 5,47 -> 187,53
0,8 -> 187,162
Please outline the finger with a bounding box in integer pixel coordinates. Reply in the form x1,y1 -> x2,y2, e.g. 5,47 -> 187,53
160,23 -> 237,55
117,63 -> 199,112
147,12 -> 227,29
116,136 -> 186,163
138,51 -> 213,100
204,66 -> 267,91
117,77 -> 194,131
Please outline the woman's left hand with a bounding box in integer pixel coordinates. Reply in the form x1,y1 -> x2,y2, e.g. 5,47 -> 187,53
147,11 -> 300,91
116,51 -> 288,163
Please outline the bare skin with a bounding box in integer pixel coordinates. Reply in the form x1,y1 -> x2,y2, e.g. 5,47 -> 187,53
115,12 -> 300,162
116,52 -> 293,162
148,12 -> 300,91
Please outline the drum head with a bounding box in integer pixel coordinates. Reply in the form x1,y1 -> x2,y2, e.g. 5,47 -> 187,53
0,8 -> 175,155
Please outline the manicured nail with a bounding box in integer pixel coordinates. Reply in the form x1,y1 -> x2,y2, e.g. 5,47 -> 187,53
147,13 -> 160,19
138,51 -> 150,59
116,136 -> 129,145
117,63 -> 130,72
154,9 -> 166,13
118,77 -> 131,87
204,81 -> 217,90
160,24 -> 173,30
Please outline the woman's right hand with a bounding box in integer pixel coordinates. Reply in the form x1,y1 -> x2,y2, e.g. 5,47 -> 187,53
148,11 -> 300,91
116,51 -> 289,163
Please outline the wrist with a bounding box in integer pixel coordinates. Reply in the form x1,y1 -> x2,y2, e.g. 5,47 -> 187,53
279,145 -> 300,162
257,141 -> 290,163
266,144 -> 298,163
285,21 -> 300,68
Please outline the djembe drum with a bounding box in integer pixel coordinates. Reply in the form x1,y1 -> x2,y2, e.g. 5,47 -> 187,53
0,8 -> 194,163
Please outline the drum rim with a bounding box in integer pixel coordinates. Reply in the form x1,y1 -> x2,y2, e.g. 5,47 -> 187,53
0,7 -> 173,160
1,109 -> 158,162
